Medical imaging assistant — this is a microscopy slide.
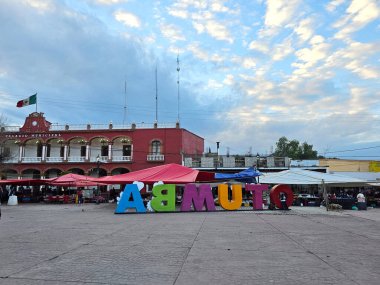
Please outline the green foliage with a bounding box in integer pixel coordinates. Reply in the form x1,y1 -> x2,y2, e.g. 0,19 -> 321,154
274,136 -> 318,159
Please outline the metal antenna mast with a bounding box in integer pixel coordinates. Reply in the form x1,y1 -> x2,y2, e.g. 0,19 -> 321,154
155,63 -> 158,123
176,53 -> 180,123
123,80 -> 127,125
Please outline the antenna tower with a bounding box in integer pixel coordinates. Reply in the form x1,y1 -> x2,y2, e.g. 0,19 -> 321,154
123,80 -> 127,125
176,53 -> 180,123
155,64 -> 158,123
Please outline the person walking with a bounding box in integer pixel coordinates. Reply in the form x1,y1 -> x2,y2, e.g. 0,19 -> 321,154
77,190 -> 84,206
280,194 -> 288,210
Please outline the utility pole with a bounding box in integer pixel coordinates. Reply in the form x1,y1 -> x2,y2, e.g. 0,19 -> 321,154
216,142 -> 220,169
176,53 -> 180,123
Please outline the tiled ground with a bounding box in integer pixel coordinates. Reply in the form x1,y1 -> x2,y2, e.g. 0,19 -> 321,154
0,204 -> 379,285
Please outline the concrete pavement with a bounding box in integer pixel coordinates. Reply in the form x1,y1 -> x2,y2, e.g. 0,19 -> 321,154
0,204 -> 379,285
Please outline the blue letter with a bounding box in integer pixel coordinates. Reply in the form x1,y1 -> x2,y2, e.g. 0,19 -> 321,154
115,184 -> 146,213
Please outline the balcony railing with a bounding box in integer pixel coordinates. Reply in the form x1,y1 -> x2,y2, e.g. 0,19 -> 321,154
67,156 -> 86,162
89,156 -> 108,162
112,156 -> 132,162
46,157 -> 64,162
4,155 -> 133,163
147,154 -> 165,161
22,157 -> 42,163
48,122 -> 178,131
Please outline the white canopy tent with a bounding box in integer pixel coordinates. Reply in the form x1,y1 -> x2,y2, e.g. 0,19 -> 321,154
259,168 -> 368,211
259,168 -> 367,186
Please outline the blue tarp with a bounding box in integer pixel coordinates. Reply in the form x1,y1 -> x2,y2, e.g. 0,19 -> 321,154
215,167 -> 262,183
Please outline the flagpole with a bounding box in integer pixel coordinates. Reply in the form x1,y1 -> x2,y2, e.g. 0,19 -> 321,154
36,92 -> 38,112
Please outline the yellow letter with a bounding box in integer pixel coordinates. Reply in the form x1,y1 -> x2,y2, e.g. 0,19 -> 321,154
218,184 -> 242,210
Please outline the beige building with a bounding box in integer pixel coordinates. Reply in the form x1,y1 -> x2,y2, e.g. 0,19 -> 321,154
319,159 -> 371,172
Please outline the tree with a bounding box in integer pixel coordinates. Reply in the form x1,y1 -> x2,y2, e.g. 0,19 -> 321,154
274,136 -> 318,159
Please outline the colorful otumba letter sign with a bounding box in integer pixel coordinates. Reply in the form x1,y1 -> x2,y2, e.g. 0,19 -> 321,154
115,183 -> 276,214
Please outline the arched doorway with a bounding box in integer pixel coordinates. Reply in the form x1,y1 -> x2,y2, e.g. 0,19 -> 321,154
44,168 -> 62,178
67,168 -> 85,175
1,169 -> 18,179
111,168 -> 129,175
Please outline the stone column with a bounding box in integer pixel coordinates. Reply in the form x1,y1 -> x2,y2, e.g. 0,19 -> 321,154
64,144 -> 68,161
108,143 -> 112,161
86,143 -> 90,161
42,144 -> 47,161
18,144 -> 24,162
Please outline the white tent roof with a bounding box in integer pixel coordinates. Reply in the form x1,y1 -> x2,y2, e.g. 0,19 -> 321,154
260,168 -> 367,185
330,172 -> 380,183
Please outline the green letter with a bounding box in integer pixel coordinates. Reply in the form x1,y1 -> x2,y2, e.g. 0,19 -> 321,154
150,184 -> 176,212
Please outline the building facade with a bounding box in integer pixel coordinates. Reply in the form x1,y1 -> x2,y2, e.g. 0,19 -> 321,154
0,112 -> 204,179
319,158 -> 373,172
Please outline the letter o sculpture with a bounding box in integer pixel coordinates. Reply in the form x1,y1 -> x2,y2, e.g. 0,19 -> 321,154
269,184 -> 294,209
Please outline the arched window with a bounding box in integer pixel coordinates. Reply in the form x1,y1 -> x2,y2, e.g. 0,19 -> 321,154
151,140 -> 161,154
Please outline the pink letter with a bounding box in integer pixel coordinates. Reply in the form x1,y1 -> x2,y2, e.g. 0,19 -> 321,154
180,184 -> 216,212
245,184 -> 269,210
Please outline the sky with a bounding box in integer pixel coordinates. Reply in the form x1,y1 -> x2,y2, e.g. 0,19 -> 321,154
0,0 -> 379,159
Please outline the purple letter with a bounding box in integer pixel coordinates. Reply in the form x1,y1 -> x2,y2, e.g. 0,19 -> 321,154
180,184 -> 216,212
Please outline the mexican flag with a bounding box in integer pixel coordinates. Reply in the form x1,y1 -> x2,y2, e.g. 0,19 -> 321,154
16,93 -> 37,108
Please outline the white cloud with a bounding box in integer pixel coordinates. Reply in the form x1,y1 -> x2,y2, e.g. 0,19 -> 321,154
264,0 -> 300,26
310,35 -> 324,45
0,67 -> 8,78
205,20 -> 233,43
207,79 -> 224,89
324,41 -> 379,79
242,57 -> 256,69
95,0 -> 128,4
2,0 -> 379,157
248,37 -> 293,61
191,10 -> 214,21
192,21 -> 205,33
292,35 -> 329,74
260,0 -> 300,37
186,43 -> 224,63
248,40 -> 270,53
23,0 -> 53,12
223,74 -> 234,85
167,7 -> 189,19
345,61 -> 378,79
187,43 -> 209,61
272,38 -> 294,61
210,1 -> 229,13
114,10 -> 141,28
333,0 -> 380,39
325,0 -> 345,12
160,23 -> 186,42
294,18 -> 314,43
347,87 -> 378,114
210,53 -> 224,63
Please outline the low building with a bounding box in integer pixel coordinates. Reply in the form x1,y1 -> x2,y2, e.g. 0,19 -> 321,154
0,112 -> 204,179
320,158 -> 371,172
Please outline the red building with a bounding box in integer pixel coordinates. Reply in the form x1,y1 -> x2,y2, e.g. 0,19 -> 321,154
0,112 -> 204,179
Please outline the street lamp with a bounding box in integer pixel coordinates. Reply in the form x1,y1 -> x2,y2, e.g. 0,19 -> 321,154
256,154 -> 260,183
256,154 -> 260,168
216,142 -> 220,169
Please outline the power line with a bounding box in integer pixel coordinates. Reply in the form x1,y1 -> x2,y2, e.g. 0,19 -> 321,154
5,93 -> 380,122
325,145 -> 380,154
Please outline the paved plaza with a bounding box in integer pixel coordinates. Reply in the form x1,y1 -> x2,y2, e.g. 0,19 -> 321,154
0,204 -> 379,285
